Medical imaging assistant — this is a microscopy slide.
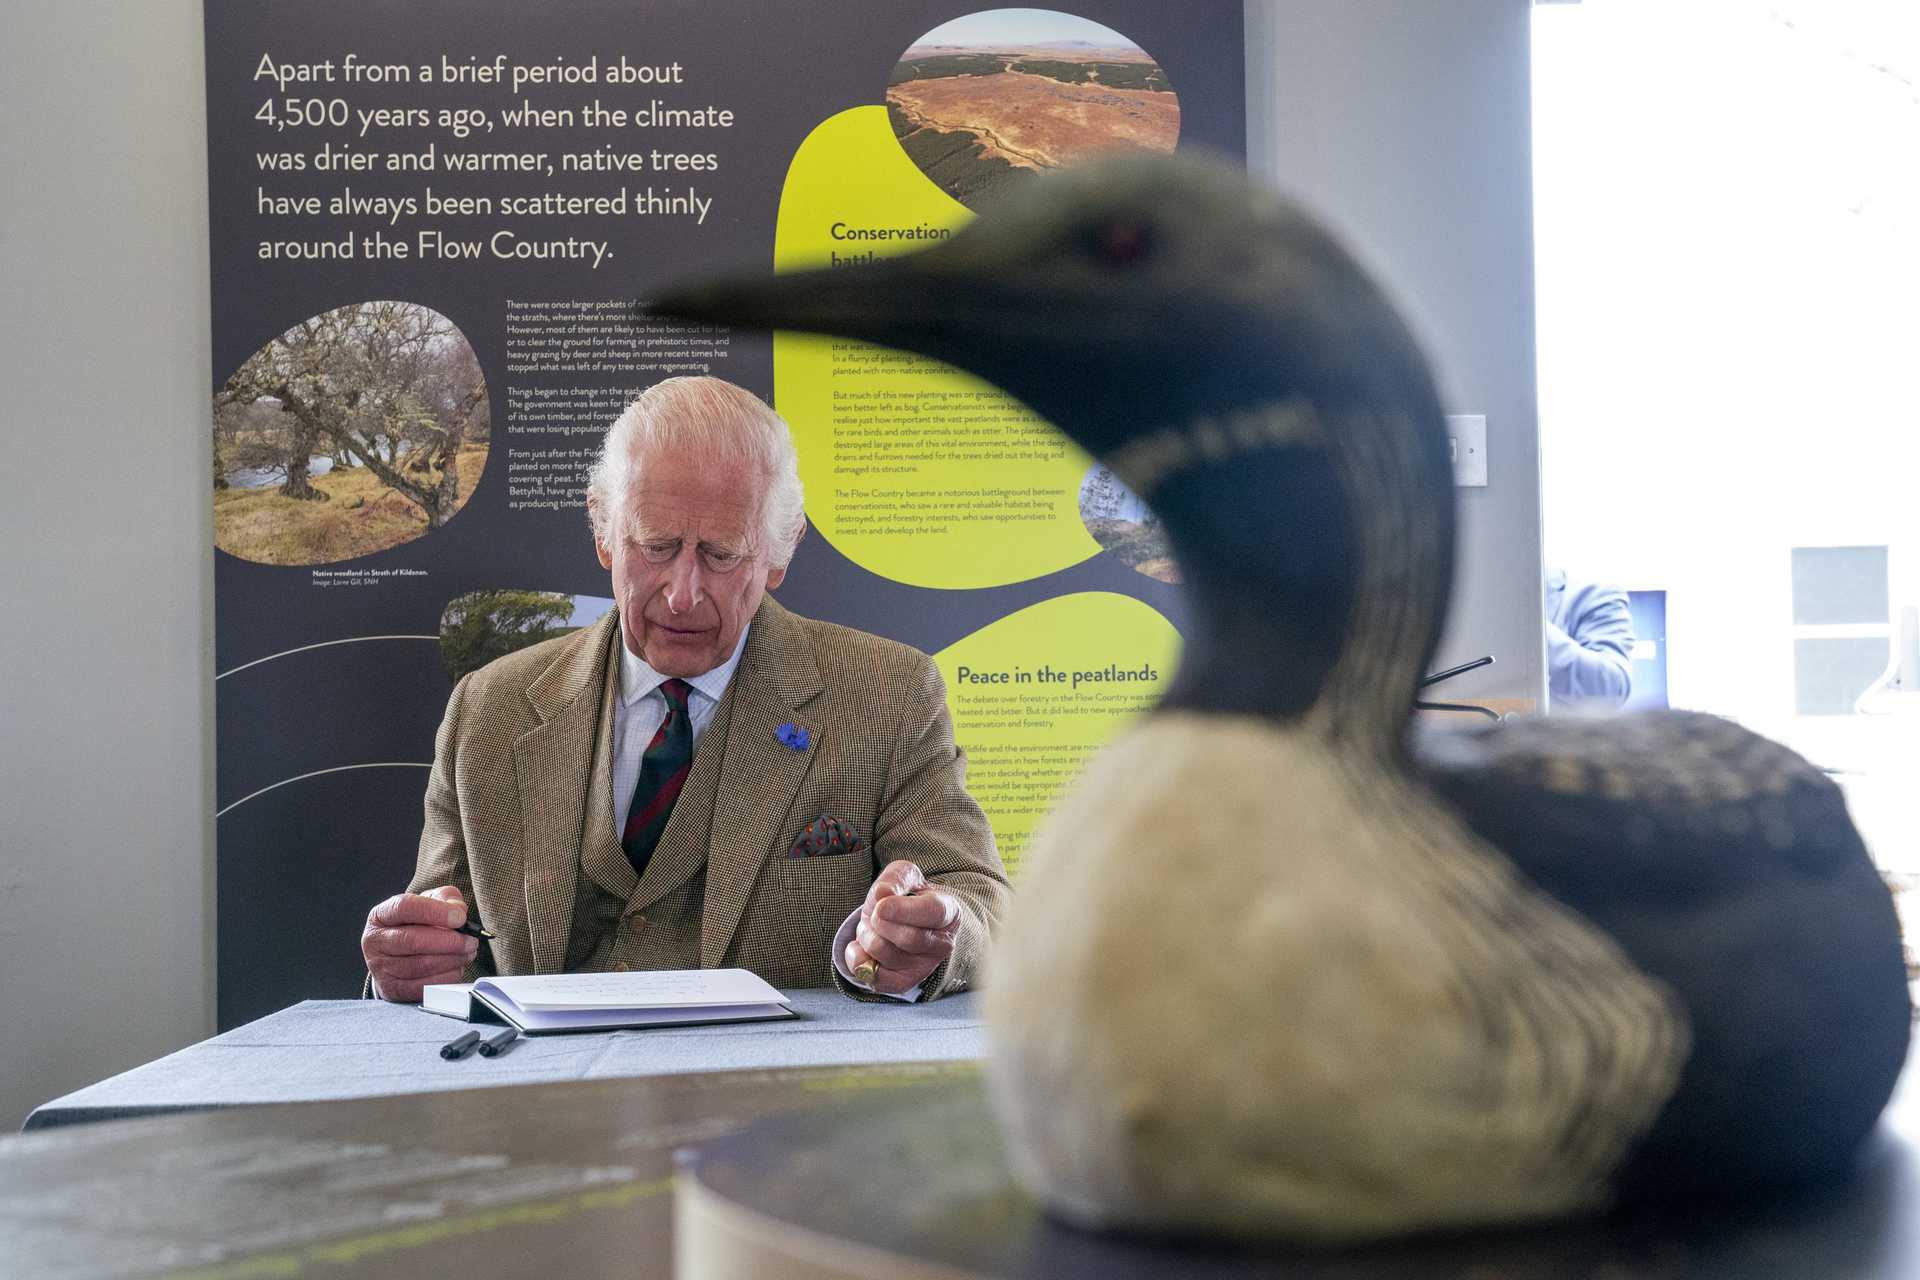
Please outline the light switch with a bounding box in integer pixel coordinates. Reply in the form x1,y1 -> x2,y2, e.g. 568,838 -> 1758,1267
1446,414 -> 1487,487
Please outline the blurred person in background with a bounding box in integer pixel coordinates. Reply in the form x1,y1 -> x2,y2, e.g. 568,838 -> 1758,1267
1546,567 -> 1633,709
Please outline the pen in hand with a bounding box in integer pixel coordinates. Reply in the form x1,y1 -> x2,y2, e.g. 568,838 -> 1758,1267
853,879 -> 927,987
453,917 -> 494,940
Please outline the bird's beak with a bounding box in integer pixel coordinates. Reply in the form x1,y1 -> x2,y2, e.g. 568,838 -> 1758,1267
643,235 -> 1155,441
647,246 -> 980,363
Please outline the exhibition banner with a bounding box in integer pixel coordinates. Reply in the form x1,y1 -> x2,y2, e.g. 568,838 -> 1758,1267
204,0 -> 1245,1026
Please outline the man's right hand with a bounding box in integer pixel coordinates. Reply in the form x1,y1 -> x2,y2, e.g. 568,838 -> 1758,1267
363,886 -> 478,1002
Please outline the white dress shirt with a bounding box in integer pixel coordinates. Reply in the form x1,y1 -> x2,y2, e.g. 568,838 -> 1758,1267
609,622 -> 916,1000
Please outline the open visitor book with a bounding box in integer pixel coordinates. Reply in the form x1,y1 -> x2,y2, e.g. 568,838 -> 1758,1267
421,968 -> 794,1034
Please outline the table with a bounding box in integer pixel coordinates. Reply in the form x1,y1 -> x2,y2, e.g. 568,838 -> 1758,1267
0,1061 -> 980,1279
681,1077 -> 1920,1280
24,989 -> 984,1129
9,1060 -> 1920,1279
11,995 -> 1920,1279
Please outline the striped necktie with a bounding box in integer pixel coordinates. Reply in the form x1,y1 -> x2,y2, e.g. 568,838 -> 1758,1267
622,678 -> 694,878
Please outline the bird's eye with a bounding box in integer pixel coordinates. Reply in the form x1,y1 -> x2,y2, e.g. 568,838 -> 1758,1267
1090,220 -> 1154,267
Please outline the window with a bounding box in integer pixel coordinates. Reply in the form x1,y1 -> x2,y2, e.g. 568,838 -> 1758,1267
1791,545 -> 1890,716
1533,1 -> 1920,879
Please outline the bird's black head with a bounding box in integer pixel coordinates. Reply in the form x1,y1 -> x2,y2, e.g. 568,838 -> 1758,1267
650,151 -> 1445,471
651,152 -> 1458,743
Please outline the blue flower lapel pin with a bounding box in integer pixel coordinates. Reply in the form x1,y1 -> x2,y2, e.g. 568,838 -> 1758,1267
775,722 -> 811,751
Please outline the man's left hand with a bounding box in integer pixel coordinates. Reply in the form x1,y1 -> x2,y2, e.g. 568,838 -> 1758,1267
845,860 -> 960,996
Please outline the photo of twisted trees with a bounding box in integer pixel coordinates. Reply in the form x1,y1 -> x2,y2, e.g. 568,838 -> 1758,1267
887,9 -> 1179,211
212,301 -> 490,565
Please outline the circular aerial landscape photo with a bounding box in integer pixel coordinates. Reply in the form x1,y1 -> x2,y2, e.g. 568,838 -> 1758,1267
212,301 -> 490,565
1079,464 -> 1177,584
887,8 -> 1180,211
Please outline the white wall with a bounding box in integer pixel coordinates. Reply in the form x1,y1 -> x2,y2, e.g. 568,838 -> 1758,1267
0,1 -> 1543,1128
0,0 -> 214,1128
1246,0 -> 1546,708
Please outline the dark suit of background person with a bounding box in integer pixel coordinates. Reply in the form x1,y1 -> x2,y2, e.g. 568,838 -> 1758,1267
1546,567 -> 1635,708
362,376 -> 1008,1002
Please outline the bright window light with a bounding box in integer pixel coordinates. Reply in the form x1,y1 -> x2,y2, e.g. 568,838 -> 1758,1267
1532,0 -> 1920,870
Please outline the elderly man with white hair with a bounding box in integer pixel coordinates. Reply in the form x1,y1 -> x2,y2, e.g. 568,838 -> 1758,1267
362,376 -> 1007,1002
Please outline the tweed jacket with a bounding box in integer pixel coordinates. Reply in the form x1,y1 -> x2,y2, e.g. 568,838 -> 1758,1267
404,595 -> 1007,998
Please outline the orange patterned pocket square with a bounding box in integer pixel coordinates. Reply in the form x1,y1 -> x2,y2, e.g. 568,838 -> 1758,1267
787,815 -> 862,859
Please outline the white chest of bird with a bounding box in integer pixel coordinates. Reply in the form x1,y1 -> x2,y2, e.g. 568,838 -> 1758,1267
986,712 -> 1688,1243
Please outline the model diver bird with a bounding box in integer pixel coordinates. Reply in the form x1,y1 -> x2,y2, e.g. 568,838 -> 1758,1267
648,153 -> 1910,1244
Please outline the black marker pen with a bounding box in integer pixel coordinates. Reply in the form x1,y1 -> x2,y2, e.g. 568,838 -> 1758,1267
440,1029 -> 482,1060
477,1026 -> 519,1057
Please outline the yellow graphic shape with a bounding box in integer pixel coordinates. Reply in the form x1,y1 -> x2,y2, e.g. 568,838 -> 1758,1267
934,593 -> 1181,872
774,106 -> 1100,589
